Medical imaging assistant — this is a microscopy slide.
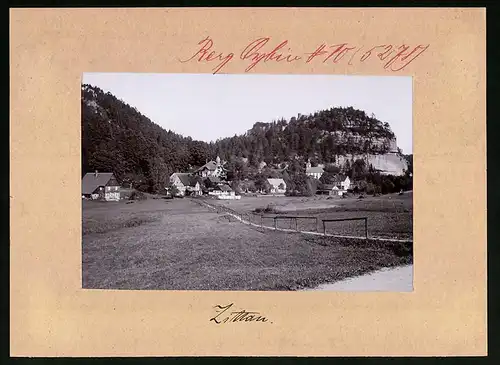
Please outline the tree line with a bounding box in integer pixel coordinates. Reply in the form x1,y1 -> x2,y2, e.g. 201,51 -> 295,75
82,84 -> 409,195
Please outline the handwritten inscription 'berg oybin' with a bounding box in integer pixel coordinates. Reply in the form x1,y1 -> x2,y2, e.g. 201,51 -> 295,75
210,303 -> 271,324
179,36 -> 430,74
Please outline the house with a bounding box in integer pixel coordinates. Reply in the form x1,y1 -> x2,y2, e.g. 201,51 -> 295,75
169,173 -> 202,197
267,178 -> 287,194
211,184 -> 242,200
332,175 -> 351,191
209,183 -> 233,196
204,176 -> 221,189
305,160 -> 324,179
194,156 -> 226,178
208,183 -> 241,199
82,171 -> 120,201
318,175 -> 351,197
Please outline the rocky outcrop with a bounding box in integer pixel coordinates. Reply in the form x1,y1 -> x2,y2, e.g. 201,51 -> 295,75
334,152 -> 408,176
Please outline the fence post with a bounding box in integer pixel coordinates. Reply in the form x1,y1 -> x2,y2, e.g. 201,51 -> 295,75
365,218 -> 368,239
295,218 -> 298,231
315,217 -> 318,232
323,220 -> 326,236
274,218 -> 277,230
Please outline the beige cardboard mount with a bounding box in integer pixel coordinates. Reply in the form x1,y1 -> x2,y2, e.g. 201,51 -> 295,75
10,8 -> 486,357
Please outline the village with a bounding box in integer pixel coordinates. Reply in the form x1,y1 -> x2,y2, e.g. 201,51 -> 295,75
80,75 -> 413,292
81,156 -> 354,202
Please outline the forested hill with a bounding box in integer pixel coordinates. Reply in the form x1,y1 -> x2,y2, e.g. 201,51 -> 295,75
82,84 -> 212,192
213,108 -> 397,166
82,84 -> 401,192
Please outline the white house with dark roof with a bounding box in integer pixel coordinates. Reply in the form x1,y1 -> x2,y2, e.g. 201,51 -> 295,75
169,173 -> 202,197
305,160 -> 324,179
267,178 -> 287,194
208,183 -> 241,200
194,156 -> 226,178
332,174 -> 351,191
82,171 -> 120,201
319,175 -> 351,197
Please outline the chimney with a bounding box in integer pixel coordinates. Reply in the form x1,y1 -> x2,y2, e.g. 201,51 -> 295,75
94,170 -> 98,178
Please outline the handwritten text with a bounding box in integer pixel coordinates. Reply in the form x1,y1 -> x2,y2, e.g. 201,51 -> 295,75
210,303 -> 271,324
180,36 -> 430,74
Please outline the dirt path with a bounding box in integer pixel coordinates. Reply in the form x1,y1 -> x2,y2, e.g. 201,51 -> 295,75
304,264 -> 413,292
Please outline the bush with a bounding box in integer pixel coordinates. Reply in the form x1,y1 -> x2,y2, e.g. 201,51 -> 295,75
253,204 -> 277,214
129,191 -> 147,201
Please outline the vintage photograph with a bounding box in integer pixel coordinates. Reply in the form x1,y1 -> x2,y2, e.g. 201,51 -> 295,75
81,73 -> 413,291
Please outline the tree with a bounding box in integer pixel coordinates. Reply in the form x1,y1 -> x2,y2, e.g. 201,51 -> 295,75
148,156 -> 169,193
82,84 -> 400,194
324,164 -> 341,174
343,159 -> 352,177
352,158 -> 367,179
230,180 -> 242,194
282,170 -> 291,184
166,181 -> 180,197
255,176 -> 271,193
285,173 -> 313,196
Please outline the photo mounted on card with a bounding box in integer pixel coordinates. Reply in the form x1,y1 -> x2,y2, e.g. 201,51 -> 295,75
81,73 -> 413,292
10,8 -> 486,357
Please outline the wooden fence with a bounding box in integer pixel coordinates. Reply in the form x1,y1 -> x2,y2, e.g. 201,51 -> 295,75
194,198 -> 369,238
322,217 -> 368,238
272,216 -> 319,232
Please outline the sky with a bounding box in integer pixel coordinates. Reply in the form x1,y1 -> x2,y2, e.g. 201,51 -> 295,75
82,73 -> 413,154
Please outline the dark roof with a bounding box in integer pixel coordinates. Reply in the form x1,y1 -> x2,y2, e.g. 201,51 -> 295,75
205,176 -> 221,183
174,173 -> 198,187
215,184 -> 232,192
82,172 -> 117,195
220,184 -> 232,192
196,161 -> 217,172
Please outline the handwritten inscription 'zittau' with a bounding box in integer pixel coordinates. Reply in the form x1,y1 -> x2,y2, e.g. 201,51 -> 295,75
179,36 -> 430,74
210,303 -> 272,324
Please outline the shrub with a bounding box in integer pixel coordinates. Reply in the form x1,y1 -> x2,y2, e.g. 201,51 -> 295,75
129,191 -> 147,201
253,204 -> 277,214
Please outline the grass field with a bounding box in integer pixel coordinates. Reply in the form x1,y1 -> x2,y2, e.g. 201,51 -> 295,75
82,195 -> 412,290
210,192 -> 413,240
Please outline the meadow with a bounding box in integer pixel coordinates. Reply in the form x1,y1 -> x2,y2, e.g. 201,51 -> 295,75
210,192 -> 413,240
82,194 -> 412,290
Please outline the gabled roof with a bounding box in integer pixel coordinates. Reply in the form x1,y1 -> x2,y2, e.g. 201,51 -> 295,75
172,173 -> 197,187
306,166 -> 325,174
196,161 -> 217,172
205,176 -> 221,184
220,184 -> 232,192
82,172 -> 117,195
215,184 -> 232,192
267,178 -> 286,188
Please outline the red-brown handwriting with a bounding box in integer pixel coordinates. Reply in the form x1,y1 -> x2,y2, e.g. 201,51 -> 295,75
240,37 -> 302,72
180,36 -> 430,74
179,36 -> 234,74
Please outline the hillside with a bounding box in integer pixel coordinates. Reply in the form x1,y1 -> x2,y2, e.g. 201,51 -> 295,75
81,84 -> 409,193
